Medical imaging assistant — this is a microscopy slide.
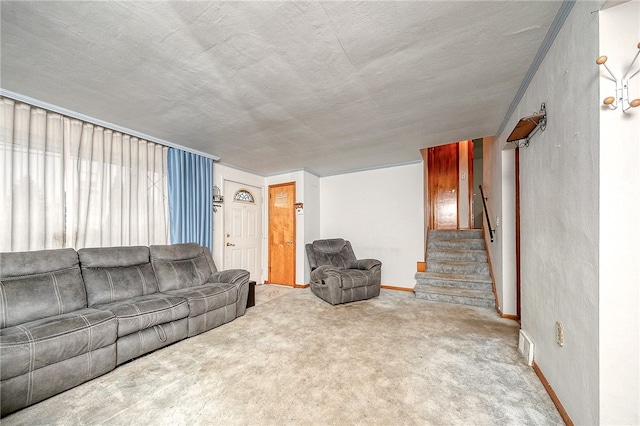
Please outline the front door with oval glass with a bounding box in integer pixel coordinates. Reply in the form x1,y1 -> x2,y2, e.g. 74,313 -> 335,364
224,180 -> 262,282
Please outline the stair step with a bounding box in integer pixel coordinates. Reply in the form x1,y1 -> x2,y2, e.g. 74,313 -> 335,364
414,285 -> 495,309
428,238 -> 485,250
428,229 -> 482,240
427,249 -> 487,262
426,260 -> 489,275
415,271 -> 492,291
418,229 -> 493,310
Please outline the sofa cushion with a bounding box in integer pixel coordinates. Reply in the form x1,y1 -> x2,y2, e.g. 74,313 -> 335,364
78,246 -> 160,307
94,294 -> 189,337
1,344 -> 116,417
116,319 -> 188,366
164,283 -> 238,317
0,249 -> 87,328
150,243 -> 215,292
311,239 -> 358,270
0,308 -> 117,381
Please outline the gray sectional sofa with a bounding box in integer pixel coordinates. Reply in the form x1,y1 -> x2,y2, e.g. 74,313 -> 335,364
0,243 -> 250,417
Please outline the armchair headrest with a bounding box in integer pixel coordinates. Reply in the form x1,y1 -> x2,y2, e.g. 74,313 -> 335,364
309,238 -> 357,269
312,238 -> 348,254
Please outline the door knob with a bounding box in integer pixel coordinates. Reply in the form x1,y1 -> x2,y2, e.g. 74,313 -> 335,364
286,240 -> 294,244
226,242 -> 235,246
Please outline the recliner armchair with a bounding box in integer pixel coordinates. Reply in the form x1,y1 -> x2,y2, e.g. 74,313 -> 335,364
306,239 -> 381,305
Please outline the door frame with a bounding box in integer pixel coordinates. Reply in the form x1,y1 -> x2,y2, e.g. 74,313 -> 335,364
467,141 -> 474,229
427,143 -> 460,230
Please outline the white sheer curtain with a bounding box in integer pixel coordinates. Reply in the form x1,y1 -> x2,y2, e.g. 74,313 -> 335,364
0,97 -> 169,252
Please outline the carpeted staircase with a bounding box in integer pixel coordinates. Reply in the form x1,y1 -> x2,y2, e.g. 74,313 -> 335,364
414,229 -> 495,309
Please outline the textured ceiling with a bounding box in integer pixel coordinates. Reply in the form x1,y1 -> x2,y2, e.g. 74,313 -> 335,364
1,1 -> 561,176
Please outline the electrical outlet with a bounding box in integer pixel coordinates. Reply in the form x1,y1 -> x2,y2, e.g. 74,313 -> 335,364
555,322 -> 564,347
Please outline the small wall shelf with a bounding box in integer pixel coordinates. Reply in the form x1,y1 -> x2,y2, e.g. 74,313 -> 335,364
507,103 -> 547,148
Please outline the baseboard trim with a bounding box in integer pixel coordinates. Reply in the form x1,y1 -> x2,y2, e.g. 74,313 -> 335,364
501,313 -> 519,321
264,282 -> 296,288
294,283 -> 310,289
494,305 -> 519,322
532,361 -> 574,426
381,285 -> 415,293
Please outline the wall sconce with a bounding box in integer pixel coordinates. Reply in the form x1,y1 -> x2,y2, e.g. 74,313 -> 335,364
506,103 -> 547,148
212,185 -> 223,213
596,42 -> 640,113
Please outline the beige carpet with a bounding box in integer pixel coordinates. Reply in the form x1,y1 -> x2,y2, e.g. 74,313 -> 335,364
2,288 -> 563,425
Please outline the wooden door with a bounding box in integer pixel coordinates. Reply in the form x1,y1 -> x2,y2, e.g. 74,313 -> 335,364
224,181 -> 262,282
428,143 -> 459,229
268,182 -> 295,286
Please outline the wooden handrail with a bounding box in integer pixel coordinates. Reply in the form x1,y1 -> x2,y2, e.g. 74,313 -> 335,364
479,185 -> 495,243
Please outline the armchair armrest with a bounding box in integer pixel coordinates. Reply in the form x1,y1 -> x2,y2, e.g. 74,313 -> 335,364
310,265 -> 346,291
311,264 -> 343,281
355,258 -> 381,271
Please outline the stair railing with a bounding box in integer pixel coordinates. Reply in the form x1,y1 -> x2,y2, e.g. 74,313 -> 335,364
479,185 -> 495,243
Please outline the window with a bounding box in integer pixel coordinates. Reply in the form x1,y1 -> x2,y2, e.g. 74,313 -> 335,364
234,189 -> 255,203
0,97 -> 169,251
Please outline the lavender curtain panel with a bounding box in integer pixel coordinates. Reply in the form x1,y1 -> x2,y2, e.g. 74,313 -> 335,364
167,149 -> 213,252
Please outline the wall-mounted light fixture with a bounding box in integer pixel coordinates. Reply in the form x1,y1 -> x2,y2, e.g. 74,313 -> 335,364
212,185 -> 223,213
507,103 -> 547,148
596,42 -> 640,113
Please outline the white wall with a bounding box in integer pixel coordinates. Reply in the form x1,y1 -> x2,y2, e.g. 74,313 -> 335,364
496,1 -> 601,423
482,136 -> 508,313
303,173 -> 321,283
216,163 -> 422,288
320,163 -> 424,288
598,2 -> 640,423
500,149 -> 517,315
483,136 -> 517,315
472,157 -> 483,228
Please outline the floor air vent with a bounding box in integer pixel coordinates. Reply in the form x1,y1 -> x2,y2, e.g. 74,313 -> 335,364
519,329 -> 535,366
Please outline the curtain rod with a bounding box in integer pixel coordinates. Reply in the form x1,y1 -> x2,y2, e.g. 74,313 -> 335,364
0,88 -> 220,161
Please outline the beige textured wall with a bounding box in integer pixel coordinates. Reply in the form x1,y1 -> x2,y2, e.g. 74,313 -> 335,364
497,1 -> 601,423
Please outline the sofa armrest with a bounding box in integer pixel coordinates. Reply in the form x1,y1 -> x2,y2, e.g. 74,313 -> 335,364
208,269 -> 250,317
355,258 -> 381,271
210,269 -> 249,286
